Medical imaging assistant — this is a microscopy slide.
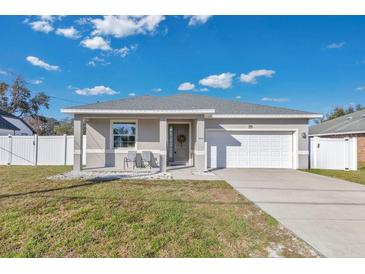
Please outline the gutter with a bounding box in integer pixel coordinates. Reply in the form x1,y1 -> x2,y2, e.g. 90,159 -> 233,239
210,114 -> 323,119
61,108 -> 216,114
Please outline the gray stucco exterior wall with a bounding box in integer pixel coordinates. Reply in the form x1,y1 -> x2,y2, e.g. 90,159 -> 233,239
82,116 -> 310,170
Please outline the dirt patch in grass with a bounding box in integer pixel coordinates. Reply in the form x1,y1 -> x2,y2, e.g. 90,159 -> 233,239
0,166 -> 318,258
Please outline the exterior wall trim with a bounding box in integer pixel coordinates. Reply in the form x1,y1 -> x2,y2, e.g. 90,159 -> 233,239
209,114 -> 322,119
86,149 -> 161,154
206,128 -> 299,132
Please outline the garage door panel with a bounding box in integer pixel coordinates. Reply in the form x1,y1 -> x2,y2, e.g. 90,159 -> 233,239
207,131 -> 293,169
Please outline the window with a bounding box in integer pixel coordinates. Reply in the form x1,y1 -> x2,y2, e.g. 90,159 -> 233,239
112,122 -> 136,148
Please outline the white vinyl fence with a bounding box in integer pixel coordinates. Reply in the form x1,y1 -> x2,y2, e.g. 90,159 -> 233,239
310,137 -> 357,170
0,135 -> 86,166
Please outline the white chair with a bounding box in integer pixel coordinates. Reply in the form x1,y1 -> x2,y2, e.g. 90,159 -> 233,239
124,151 -> 137,169
142,151 -> 153,169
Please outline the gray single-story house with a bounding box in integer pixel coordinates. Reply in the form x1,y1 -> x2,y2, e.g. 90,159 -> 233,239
61,94 -> 321,172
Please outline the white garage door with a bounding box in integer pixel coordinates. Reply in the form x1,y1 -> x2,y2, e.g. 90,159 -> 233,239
207,131 -> 293,169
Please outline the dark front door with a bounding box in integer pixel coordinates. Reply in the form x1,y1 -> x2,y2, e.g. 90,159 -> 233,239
168,124 -> 189,164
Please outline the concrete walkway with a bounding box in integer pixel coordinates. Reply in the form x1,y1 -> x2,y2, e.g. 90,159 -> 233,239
214,168 -> 365,257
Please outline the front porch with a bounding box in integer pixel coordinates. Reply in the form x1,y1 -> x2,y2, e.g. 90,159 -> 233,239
72,116 -> 207,173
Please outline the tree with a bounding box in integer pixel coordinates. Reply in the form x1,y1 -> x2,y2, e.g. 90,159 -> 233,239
0,76 -> 50,117
0,76 -> 50,134
316,104 -> 365,123
53,118 -> 73,135
0,82 -> 9,110
30,92 -> 50,134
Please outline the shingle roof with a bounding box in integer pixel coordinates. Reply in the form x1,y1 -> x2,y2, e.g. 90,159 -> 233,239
309,109 -> 365,135
0,116 -> 19,131
63,94 -> 317,115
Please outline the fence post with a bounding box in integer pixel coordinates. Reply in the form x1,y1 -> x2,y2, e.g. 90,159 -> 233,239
352,137 -> 358,171
344,137 -> 350,170
64,134 -> 67,165
33,134 -> 38,166
7,135 -> 12,165
312,136 -> 319,169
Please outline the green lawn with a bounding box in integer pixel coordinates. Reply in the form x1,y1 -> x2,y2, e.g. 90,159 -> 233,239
306,168 -> 365,185
0,166 -> 316,258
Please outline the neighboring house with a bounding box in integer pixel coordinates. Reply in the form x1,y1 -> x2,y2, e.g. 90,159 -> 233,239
0,109 -> 34,136
61,94 -> 321,172
309,109 -> 365,165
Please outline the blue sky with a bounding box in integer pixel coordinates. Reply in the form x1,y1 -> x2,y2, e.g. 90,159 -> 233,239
0,15 -> 365,119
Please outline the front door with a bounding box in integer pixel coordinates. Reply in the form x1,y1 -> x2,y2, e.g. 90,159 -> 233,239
168,124 -> 189,164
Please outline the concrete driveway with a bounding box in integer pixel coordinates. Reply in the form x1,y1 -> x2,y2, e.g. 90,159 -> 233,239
214,168 -> 365,257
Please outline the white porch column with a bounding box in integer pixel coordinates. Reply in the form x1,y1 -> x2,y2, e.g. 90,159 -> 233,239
73,116 -> 83,172
159,117 -> 167,172
195,117 -> 205,172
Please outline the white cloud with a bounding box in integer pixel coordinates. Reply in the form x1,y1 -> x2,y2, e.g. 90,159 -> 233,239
114,44 -> 138,58
29,79 -> 43,85
56,26 -> 80,39
87,56 -> 110,67
91,16 -> 165,38
80,36 -> 111,51
327,41 -> 346,49
0,69 -> 8,76
40,15 -> 56,22
75,85 -> 118,96
235,95 -> 241,99
261,97 -> 289,102
75,17 -> 92,25
67,84 -> 78,89
185,16 -> 212,26
128,92 -> 136,97
240,69 -> 275,84
199,72 -> 235,89
152,88 -> 162,92
356,86 -> 365,91
26,56 -> 60,71
200,88 -> 208,92
26,16 -> 64,34
178,82 -> 195,91
29,20 -> 54,33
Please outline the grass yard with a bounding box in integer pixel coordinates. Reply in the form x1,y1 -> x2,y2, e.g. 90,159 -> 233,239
307,167 -> 365,185
0,166 -> 316,258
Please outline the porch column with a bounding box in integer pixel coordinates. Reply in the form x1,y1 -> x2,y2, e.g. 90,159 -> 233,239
159,117 -> 167,172
73,116 -> 83,172
195,117 -> 206,172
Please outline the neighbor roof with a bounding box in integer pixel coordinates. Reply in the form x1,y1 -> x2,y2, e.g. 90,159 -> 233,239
309,109 -> 365,136
0,116 -> 19,131
62,94 -> 320,117
0,109 -> 34,133
0,109 -> 18,118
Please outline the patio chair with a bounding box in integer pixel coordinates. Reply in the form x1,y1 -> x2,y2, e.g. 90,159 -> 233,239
124,151 -> 137,169
142,151 -> 153,169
